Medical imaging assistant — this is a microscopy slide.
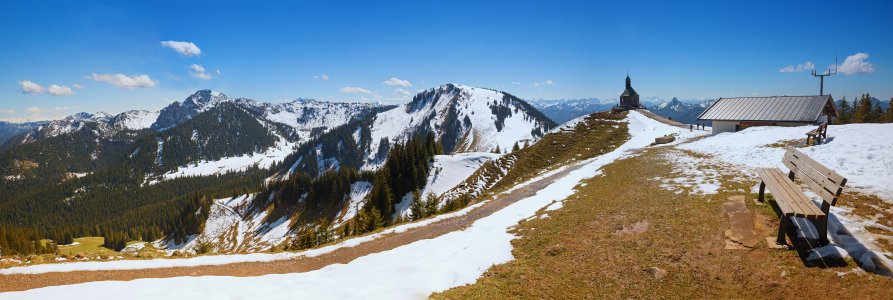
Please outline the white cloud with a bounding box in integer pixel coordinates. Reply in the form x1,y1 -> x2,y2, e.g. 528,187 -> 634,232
215,69 -> 221,75
751,92 -> 759,95
23,98 -> 35,102
339,87 -> 372,94
313,75 -> 319,78
73,106 -> 83,109
18,80 -> 45,95
18,81 -> 77,96
416,89 -> 425,92
188,64 -> 213,79
0,110 -> 14,114
512,82 -> 520,85
544,80 -> 555,85
168,74 -> 180,80
837,53 -> 876,75
530,82 -> 540,87
160,41 -> 202,57
25,106 -> 73,113
394,89 -> 412,97
360,97 -> 370,101
779,61 -> 814,72
46,85 -> 76,96
295,92 -> 299,95
163,97 -> 173,104
84,73 -> 158,89
72,84 -> 85,89
382,77 -> 411,87
322,75 -> 329,80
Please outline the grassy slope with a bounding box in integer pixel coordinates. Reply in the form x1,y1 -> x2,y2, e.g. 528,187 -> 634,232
433,146 -> 892,299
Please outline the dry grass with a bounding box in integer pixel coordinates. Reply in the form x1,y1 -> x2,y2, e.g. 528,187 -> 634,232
432,147 -> 893,299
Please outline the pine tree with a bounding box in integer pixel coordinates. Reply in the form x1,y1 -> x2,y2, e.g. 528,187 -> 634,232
495,145 -> 501,154
409,189 -> 424,221
885,97 -> 893,123
852,93 -> 874,123
512,141 -> 520,152
834,96 -> 850,125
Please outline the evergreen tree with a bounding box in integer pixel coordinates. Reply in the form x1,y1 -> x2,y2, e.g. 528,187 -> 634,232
885,97 -> 893,123
512,141 -> 520,152
852,93 -> 874,123
409,189 -> 424,221
834,96 -> 850,125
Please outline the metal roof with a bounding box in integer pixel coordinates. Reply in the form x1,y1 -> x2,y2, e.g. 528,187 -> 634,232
697,95 -> 835,122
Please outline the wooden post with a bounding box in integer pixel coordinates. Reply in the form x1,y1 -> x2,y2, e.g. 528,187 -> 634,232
788,171 -> 795,181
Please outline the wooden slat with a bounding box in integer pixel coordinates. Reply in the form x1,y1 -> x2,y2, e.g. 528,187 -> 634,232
786,145 -> 847,187
756,168 -> 795,217
784,152 -> 842,196
764,168 -> 811,218
783,157 -> 838,207
767,168 -> 825,219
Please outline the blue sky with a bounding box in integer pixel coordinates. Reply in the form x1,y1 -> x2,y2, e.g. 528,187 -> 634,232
2,0 -> 891,122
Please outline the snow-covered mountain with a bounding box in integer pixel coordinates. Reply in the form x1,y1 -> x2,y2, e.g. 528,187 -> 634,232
109,110 -> 160,131
365,84 -> 555,166
1,89 -> 387,151
63,111 -> 114,123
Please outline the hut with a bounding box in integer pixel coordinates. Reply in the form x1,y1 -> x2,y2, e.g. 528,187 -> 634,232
697,95 -> 838,134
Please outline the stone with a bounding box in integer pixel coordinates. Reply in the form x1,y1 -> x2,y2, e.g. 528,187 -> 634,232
647,267 -> 668,282
655,136 -> 675,144
729,212 -> 754,230
722,202 -> 748,213
725,229 -> 759,248
766,237 -> 788,249
727,195 -> 746,202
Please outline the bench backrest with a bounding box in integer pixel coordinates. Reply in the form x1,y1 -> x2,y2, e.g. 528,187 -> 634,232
783,145 -> 847,206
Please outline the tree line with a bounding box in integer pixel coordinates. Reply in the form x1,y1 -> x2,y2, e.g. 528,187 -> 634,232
833,94 -> 893,124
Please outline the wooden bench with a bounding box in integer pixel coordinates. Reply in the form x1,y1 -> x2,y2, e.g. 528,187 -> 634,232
756,145 -> 847,245
805,121 -> 828,145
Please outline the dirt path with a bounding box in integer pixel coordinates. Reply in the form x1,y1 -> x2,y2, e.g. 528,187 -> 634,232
0,161 -> 587,293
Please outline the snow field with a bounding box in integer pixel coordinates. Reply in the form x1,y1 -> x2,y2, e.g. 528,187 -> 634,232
393,153 -> 501,219
332,181 -> 373,227
155,135 -> 298,183
679,123 -> 893,273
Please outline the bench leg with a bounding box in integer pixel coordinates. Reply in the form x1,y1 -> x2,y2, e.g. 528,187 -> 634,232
758,181 -> 766,202
788,171 -> 795,181
815,201 -> 832,245
811,218 -> 829,246
777,215 -> 789,245
806,136 -> 811,145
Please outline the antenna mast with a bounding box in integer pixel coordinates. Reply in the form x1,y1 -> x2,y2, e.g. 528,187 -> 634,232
811,54 -> 837,95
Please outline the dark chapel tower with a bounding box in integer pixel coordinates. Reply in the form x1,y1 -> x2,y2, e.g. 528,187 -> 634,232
619,74 -> 641,109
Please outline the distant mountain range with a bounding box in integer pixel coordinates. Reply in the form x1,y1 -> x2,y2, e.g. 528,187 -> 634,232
528,97 -> 715,125
0,121 -> 46,146
647,98 -> 716,125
